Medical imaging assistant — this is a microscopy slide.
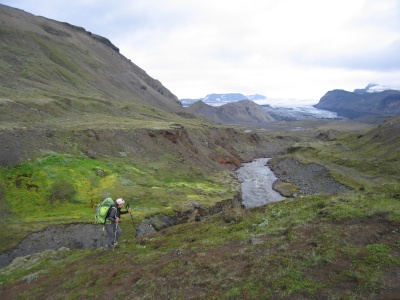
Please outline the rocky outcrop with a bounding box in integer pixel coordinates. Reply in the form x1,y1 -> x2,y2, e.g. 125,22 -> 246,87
187,100 -> 275,125
136,196 -> 242,237
0,224 -> 107,268
314,89 -> 400,119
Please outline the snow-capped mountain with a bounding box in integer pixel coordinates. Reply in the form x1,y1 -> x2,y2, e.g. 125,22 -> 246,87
246,94 -> 266,101
182,84 -> 400,121
315,84 -> 400,119
202,93 -> 248,103
180,93 -> 266,107
182,93 -> 341,121
354,83 -> 400,94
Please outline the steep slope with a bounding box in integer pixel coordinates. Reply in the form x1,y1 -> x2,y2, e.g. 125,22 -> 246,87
0,4 -> 185,123
314,89 -> 400,119
187,99 -> 275,125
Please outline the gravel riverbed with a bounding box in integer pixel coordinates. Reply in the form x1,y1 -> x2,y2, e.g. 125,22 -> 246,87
269,157 -> 351,196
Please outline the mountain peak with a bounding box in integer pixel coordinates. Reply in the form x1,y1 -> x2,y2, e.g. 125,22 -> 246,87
354,83 -> 400,94
180,93 -> 266,107
187,99 -> 274,125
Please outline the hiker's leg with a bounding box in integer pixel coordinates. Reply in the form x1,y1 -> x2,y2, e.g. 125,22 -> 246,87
105,223 -> 115,248
116,226 -> 122,240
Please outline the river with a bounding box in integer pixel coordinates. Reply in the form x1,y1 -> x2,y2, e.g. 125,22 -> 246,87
236,158 -> 286,208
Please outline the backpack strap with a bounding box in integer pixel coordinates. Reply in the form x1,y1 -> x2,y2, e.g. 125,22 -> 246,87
104,206 -> 117,225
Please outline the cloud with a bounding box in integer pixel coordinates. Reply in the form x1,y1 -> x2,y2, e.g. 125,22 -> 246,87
293,39 -> 400,72
339,40 -> 400,71
290,0 -> 400,72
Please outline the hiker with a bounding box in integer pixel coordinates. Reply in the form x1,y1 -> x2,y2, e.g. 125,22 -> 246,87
105,198 -> 131,249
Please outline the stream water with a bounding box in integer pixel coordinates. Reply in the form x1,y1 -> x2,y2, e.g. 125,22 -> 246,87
236,158 -> 286,208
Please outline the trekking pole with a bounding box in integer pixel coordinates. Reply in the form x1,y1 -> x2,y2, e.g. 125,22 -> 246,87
113,222 -> 118,251
126,203 -> 137,233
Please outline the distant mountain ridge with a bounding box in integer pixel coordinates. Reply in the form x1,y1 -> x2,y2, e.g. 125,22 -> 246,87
180,93 -> 266,107
186,99 -> 275,125
314,85 -> 400,119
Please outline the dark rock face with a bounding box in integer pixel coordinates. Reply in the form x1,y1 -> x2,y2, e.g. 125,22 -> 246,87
136,215 -> 178,236
136,196 -> 242,237
0,224 -> 108,268
314,89 -> 400,119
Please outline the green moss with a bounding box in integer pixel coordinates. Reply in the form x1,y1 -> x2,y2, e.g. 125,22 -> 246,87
0,151 -> 235,252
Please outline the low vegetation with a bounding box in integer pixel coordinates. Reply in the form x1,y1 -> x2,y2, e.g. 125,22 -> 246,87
275,117 -> 400,191
1,182 -> 399,299
1,117 -> 400,299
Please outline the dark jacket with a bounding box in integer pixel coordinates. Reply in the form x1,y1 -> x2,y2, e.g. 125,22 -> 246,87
105,205 -> 128,224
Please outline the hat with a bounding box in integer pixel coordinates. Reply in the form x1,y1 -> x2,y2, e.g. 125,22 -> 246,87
116,198 -> 125,205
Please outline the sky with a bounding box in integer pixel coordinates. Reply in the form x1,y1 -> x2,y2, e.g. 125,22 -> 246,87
1,0 -> 400,103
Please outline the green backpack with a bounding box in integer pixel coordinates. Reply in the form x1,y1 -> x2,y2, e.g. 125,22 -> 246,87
95,197 -> 115,224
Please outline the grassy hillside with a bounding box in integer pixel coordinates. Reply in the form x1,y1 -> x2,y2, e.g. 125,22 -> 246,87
0,4 -> 184,125
1,183 -> 399,299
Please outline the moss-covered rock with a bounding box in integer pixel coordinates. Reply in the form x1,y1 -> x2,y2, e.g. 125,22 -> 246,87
273,180 -> 298,197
